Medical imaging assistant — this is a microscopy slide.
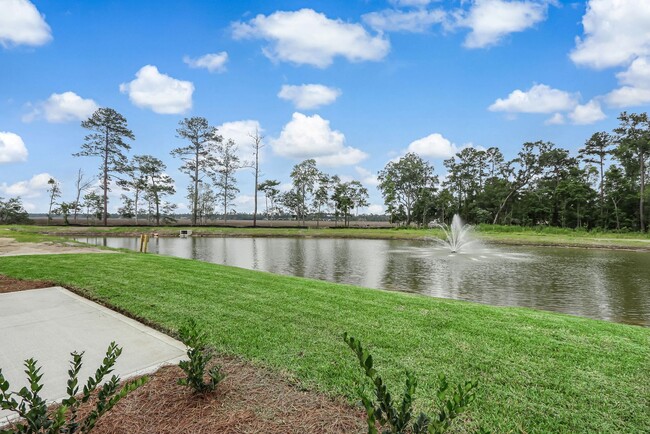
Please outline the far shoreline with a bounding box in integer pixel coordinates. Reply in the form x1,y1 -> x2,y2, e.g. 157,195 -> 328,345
5,224 -> 650,252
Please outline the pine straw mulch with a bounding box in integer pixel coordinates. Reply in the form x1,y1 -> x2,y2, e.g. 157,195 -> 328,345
4,357 -> 366,434
89,359 -> 365,434
0,275 -> 56,293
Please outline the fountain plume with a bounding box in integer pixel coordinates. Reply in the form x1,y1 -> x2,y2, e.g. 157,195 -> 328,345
434,214 -> 475,253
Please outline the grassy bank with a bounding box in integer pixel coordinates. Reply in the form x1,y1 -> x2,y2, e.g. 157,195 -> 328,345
3,224 -> 650,250
0,253 -> 648,432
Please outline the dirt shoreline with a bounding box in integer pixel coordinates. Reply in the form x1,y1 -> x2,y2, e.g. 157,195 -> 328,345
0,237 -> 118,256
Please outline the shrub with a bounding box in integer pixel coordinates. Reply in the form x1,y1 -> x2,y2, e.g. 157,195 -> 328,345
344,332 -> 487,434
177,319 -> 224,393
0,342 -> 147,434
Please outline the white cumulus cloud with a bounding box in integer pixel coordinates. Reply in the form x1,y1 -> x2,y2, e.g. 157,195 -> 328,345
271,112 -> 367,167
617,56 -> 650,88
278,84 -> 341,110
0,0 -> 51,47
232,9 -> 390,68
570,0 -> 650,69
119,65 -> 194,114
0,131 -> 28,163
362,9 -> 445,33
606,87 -> 650,108
183,52 -> 228,73
406,133 -> 459,158
0,173 -> 52,197
568,100 -> 606,125
215,119 -> 264,163
544,113 -> 565,125
605,57 -> 650,107
355,166 -> 380,186
216,120 -> 263,148
489,84 -> 578,114
455,0 -> 549,49
316,148 -> 368,167
23,91 -> 98,123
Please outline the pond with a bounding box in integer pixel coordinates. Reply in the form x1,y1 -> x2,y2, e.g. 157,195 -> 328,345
75,236 -> 650,327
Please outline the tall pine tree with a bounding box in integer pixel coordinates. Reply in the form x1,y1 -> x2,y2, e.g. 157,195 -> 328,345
172,117 -> 220,226
75,108 -> 134,226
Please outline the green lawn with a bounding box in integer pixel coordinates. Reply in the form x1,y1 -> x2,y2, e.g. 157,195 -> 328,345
0,253 -> 648,433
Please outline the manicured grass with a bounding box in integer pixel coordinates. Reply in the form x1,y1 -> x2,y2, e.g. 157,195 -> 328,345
0,253 -> 648,433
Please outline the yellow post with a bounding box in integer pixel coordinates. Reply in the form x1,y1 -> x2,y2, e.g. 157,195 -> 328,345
143,234 -> 149,253
139,234 -> 144,252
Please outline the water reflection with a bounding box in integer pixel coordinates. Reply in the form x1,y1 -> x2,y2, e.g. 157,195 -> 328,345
75,236 -> 650,326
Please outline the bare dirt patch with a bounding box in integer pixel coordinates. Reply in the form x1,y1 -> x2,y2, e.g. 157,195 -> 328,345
88,361 -> 364,434
0,275 -> 55,293
0,237 -> 117,257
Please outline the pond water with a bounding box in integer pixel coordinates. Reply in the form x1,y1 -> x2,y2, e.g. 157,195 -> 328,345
76,236 -> 650,326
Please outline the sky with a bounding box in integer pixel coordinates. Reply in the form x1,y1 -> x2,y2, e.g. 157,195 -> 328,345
1,0 -> 650,214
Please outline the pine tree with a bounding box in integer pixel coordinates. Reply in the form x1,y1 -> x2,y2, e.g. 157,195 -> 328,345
172,117 -> 220,226
75,108 -> 134,226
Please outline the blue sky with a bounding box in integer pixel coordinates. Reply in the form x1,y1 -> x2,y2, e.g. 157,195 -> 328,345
1,0 -> 649,213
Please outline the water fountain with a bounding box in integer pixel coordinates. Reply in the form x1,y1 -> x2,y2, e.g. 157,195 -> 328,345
433,214 -> 475,253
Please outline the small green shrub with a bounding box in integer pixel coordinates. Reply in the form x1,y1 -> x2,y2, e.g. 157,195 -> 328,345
0,342 -> 147,434
177,319 -> 224,393
344,333 -> 487,434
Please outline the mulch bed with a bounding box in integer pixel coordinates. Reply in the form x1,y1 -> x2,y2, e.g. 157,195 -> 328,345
88,361 -> 365,434
0,275 -> 55,293
3,361 -> 366,434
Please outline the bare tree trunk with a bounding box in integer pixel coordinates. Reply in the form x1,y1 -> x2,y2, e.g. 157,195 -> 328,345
302,186 -> 306,226
73,169 -> 86,222
47,192 -> 56,226
640,153 -> 646,232
134,189 -> 139,225
254,151 -> 259,227
599,158 -> 605,221
193,146 -> 199,226
223,174 -> 228,224
152,177 -> 160,226
253,131 -> 263,228
493,187 -> 518,225
103,130 -> 109,226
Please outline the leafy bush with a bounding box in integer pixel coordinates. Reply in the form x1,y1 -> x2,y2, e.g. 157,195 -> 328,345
177,319 -> 224,393
0,342 -> 147,434
344,333 -> 486,434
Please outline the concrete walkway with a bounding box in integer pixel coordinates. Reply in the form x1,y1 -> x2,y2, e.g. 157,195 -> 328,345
0,287 -> 186,423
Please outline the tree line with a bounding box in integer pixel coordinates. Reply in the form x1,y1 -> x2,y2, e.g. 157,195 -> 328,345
2,108 -> 648,231
378,112 -> 650,232
4,107 -> 370,227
